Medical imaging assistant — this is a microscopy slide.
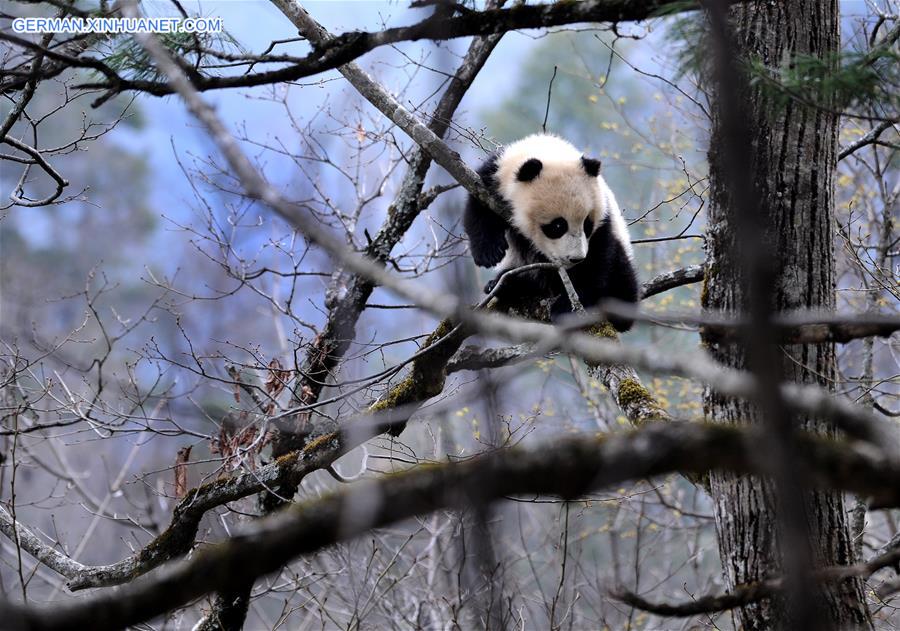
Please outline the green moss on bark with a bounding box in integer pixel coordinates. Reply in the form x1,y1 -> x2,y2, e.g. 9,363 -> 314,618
700,262 -> 716,308
298,431 -> 339,456
368,375 -> 418,413
423,318 -> 453,346
589,322 -> 619,340
617,378 -> 653,407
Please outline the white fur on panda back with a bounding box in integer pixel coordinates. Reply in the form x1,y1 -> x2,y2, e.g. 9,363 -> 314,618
596,177 -> 634,261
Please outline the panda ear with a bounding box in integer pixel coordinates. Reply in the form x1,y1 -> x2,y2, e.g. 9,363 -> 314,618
516,158 -> 543,182
581,156 -> 601,177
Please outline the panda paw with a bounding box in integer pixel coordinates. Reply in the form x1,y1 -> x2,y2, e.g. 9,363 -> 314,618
483,277 -> 500,295
472,241 -> 507,268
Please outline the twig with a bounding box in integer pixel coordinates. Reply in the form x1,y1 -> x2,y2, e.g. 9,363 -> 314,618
839,119 -> 898,160
542,65 -> 558,133
612,543 -> 900,617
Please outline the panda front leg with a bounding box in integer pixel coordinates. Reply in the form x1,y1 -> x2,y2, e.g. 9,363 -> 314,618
550,293 -> 578,322
549,270 -> 591,323
575,259 -> 639,331
484,265 -> 527,298
483,243 -> 526,296
604,250 -> 640,332
565,276 -> 638,331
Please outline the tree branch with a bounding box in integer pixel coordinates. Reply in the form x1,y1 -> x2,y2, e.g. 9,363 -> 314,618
2,1 -> 747,99
447,265 -> 706,373
704,314 -> 900,344
640,263 -> 705,298
838,119 -> 899,160
270,0 -> 504,215
3,421 -> 900,631
263,0 -> 504,507
612,542 -> 900,617
0,505 -> 87,581
597,302 -> 900,345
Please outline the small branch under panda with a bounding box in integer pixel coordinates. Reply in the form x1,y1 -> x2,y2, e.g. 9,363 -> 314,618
557,267 -> 585,312
447,265 -> 707,373
554,266 -> 668,424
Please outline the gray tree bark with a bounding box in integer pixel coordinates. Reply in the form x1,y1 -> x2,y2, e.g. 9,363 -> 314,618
702,1 -> 874,629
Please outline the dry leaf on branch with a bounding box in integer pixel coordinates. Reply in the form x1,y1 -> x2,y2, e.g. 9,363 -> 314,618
174,446 -> 192,499
264,358 -> 291,414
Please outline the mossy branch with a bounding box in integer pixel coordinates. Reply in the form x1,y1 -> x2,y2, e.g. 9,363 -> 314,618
367,318 -> 470,435
8,422 -> 900,631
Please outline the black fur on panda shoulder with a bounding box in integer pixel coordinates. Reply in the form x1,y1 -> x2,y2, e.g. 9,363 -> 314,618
562,218 -> 639,331
463,153 -> 509,268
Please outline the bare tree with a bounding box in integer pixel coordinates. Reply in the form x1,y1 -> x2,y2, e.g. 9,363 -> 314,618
701,1 -> 873,628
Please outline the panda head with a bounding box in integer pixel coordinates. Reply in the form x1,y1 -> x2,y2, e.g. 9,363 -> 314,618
495,134 -> 605,268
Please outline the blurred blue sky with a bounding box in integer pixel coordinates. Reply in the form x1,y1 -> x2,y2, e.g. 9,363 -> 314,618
129,1 -> 530,220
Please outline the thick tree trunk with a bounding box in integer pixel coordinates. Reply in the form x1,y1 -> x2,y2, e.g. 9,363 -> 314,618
702,1 -> 873,629
193,581 -> 253,631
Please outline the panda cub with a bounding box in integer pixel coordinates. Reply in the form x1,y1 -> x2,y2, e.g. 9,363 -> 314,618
463,133 -> 639,331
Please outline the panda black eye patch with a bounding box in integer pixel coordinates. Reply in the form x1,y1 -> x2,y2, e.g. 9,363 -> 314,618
541,217 -> 568,239
583,218 -> 594,236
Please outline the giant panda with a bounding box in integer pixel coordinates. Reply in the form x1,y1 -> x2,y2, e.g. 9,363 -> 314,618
463,133 -> 639,331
